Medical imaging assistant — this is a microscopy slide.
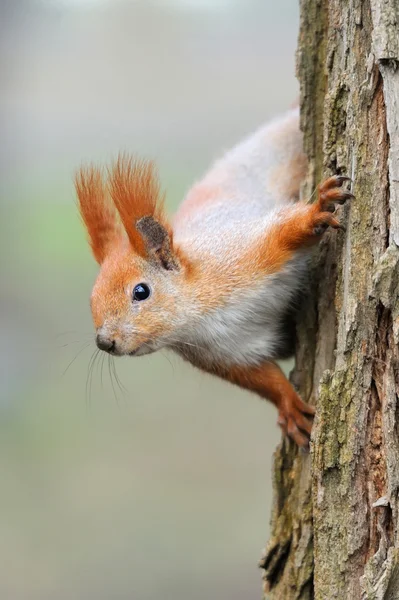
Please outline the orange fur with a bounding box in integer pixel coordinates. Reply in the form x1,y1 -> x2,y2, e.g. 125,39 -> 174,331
218,361 -> 315,447
90,244 -> 181,353
241,175 -> 352,277
108,155 -> 167,258
90,246 -> 139,329
75,166 -> 121,264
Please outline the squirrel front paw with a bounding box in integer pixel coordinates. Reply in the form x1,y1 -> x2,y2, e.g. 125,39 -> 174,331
312,175 -> 354,236
277,393 -> 315,448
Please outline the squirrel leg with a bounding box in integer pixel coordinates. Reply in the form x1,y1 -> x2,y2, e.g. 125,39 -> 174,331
251,175 -> 354,276
214,360 -> 315,447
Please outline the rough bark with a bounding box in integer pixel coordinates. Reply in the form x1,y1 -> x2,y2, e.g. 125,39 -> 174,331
260,1 -> 399,598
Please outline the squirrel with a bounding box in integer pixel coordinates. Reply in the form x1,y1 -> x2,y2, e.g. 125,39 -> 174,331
75,107 -> 352,447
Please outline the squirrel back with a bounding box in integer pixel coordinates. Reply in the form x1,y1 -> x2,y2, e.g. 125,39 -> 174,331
173,107 -> 307,256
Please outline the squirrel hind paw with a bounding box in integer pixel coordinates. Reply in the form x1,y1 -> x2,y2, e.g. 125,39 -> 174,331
277,396 -> 315,448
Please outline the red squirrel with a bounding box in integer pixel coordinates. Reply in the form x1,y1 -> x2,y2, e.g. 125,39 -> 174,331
75,107 -> 352,447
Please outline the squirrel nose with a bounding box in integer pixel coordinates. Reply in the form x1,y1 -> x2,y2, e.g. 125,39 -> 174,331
96,334 -> 116,353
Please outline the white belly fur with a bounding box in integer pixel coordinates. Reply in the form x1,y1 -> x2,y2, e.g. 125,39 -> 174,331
175,253 -> 308,367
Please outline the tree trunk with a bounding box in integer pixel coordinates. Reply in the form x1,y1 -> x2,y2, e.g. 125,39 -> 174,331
259,1 -> 399,598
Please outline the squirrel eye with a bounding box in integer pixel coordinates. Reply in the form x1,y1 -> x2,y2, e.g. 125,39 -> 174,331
133,283 -> 151,301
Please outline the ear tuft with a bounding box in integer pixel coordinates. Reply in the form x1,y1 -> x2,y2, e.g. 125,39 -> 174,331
108,156 -> 165,257
136,216 -> 179,271
75,166 -> 120,264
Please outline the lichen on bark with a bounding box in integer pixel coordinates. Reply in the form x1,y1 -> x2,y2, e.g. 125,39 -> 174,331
260,1 -> 399,598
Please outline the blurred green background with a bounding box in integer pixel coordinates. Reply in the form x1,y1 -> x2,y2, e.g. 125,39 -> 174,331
1,1 -> 299,598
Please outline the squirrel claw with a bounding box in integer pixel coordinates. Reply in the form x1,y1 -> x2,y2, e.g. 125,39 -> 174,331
321,175 -> 352,190
334,175 -> 352,186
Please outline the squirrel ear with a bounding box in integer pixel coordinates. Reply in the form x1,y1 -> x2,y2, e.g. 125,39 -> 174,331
75,166 -> 120,264
136,216 -> 179,271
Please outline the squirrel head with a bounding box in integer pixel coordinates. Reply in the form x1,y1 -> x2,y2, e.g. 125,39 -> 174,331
75,156 -> 191,357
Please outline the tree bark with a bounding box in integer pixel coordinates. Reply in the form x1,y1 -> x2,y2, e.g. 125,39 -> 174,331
260,1 -> 399,598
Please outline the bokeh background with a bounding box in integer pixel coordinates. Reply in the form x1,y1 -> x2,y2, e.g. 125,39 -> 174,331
0,1 -> 299,598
